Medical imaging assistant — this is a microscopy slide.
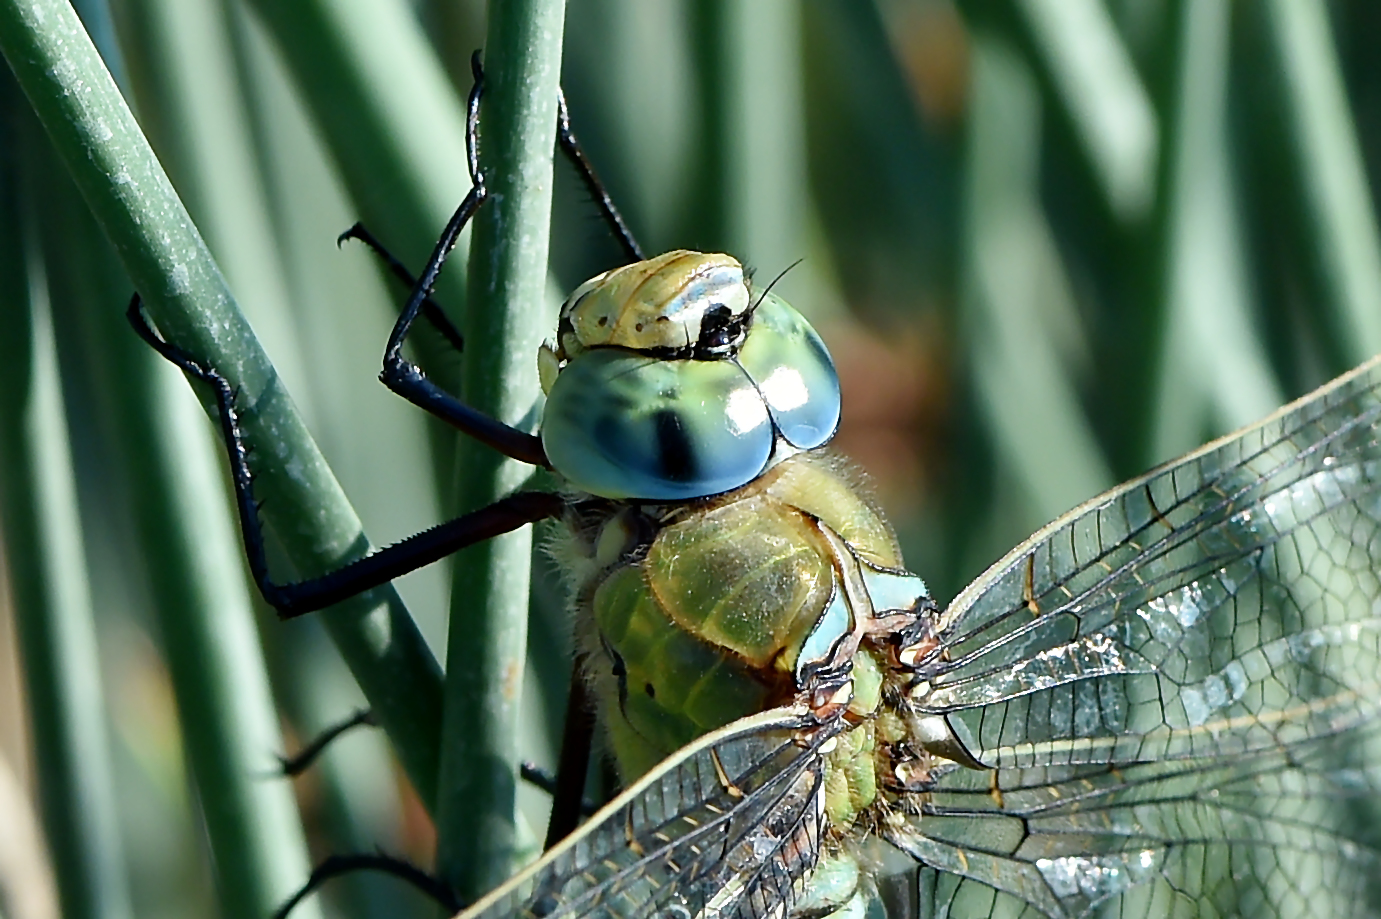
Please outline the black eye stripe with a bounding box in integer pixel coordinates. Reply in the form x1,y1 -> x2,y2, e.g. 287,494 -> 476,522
652,410 -> 698,483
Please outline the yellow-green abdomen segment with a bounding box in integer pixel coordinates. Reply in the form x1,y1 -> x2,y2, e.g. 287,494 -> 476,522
588,452 -> 913,780
592,564 -> 775,777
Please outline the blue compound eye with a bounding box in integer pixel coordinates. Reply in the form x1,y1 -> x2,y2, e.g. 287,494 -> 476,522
736,293 -> 840,450
541,349 -> 774,501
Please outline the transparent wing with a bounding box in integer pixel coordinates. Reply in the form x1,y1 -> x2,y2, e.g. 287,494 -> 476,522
455,706 -> 836,919
886,356 -> 1381,917
882,725 -> 1381,919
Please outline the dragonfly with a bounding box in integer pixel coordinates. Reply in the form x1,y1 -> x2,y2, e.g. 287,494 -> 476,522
129,57 -> 1381,919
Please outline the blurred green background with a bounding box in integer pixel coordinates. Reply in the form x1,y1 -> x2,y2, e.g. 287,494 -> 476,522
1,0 -> 1380,917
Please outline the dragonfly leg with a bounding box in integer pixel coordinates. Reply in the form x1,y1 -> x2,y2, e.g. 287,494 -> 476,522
278,709 -> 376,777
377,52 -> 551,466
341,60 -> 640,369
336,221 -> 466,353
341,75 -> 642,360
278,703 -> 597,824
554,88 -> 644,263
544,672 -> 597,848
128,296 -> 566,618
379,54 -> 651,466
520,761 -> 598,820
272,854 -> 460,919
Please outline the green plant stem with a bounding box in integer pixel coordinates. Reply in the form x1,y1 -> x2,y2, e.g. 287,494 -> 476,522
240,0 -> 474,389
0,0 -> 445,810
1151,0 -> 1281,462
1015,0 -> 1157,225
0,270 -> 130,919
239,0 -> 479,538
34,126 -> 323,918
956,0 -> 1158,228
0,100 -> 130,919
691,0 -> 819,313
242,0 -> 471,263
117,0 -> 309,400
435,0 -> 566,899
1263,0 -> 1381,366
118,341 -> 326,919
961,33 -> 1113,534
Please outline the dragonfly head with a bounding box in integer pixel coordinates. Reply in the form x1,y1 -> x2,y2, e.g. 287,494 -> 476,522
537,250 -> 842,501
551,250 -> 752,360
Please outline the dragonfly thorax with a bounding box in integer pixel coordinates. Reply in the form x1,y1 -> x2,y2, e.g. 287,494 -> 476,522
562,451 -> 932,782
538,251 -> 842,501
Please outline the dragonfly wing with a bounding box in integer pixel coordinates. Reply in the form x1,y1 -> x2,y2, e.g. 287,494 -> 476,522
455,705 -> 837,919
889,357 -> 1381,916
882,725 -> 1381,918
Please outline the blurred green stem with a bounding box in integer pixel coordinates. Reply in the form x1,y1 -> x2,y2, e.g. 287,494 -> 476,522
242,0 -> 472,262
241,0 -> 474,420
690,0 -> 818,312
1151,0 -> 1280,461
956,0 -> 1158,227
435,0 -> 565,899
1264,0 -> 1381,365
961,33 -> 1113,531
35,126 -> 323,918
0,100 -> 131,919
0,0 -> 446,810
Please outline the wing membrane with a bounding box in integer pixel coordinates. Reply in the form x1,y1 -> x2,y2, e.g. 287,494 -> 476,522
887,358 -> 1381,916
884,721 -> 1381,918
917,356 -> 1381,766
455,706 -> 836,919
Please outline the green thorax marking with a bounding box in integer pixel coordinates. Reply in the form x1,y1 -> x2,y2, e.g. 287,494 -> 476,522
571,450 -> 929,781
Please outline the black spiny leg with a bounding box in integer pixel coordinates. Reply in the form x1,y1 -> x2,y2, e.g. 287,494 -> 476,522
279,706 -> 598,824
336,221 -> 466,353
554,89 -> 644,264
375,54 -> 650,466
127,297 -> 564,618
544,671 -> 596,848
278,709 -> 377,777
272,855 -> 460,919
339,65 -> 645,373
376,53 -> 550,467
